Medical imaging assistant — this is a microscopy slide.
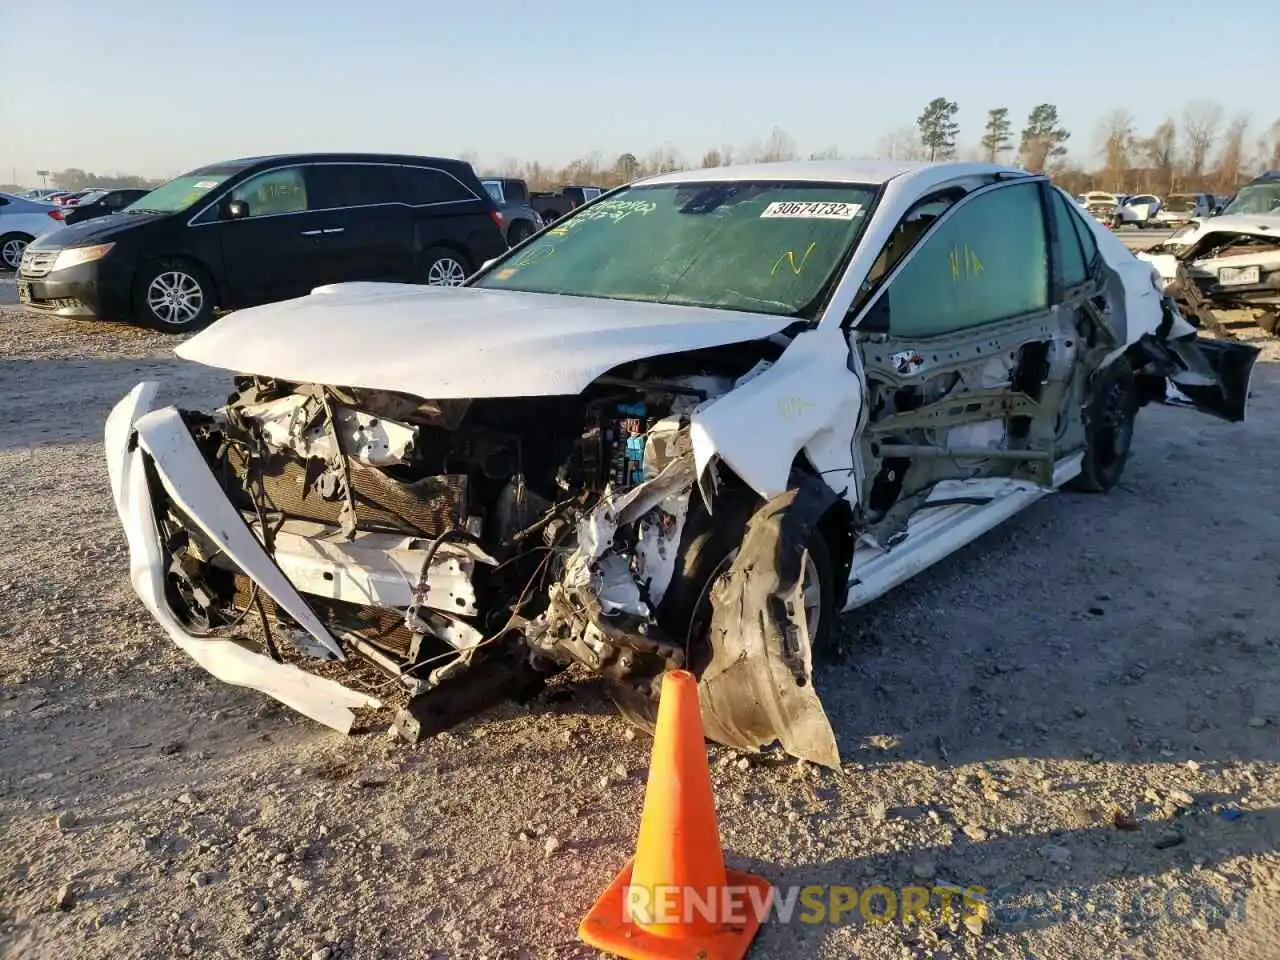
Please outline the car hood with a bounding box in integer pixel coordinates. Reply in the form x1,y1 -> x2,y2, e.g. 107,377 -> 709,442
1149,214 -> 1280,248
175,282 -> 797,399
27,212 -> 164,249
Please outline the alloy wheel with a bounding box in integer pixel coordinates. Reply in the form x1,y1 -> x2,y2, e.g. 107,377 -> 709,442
146,270 -> 205,327
1,238 -> 27,269
427,257 -> 467,286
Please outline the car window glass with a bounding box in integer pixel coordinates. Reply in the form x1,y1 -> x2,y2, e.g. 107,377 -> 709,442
882,182 -> 1049,338
851,192 -> 962,317
399,167 -> 474,205
1064,199 -> 1099,264
307,164 -> 398,209
229,167 -> 308,217
1050,190 -> 1087,287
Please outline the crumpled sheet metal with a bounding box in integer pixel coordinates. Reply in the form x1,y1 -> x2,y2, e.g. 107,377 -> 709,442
698,485 -> 841,769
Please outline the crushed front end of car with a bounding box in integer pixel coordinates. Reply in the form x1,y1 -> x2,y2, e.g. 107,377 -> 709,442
106,332 -> 842,766
1139,216 -> 1280,335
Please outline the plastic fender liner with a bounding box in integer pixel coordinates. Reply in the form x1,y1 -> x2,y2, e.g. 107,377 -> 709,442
698,478 -> 841,768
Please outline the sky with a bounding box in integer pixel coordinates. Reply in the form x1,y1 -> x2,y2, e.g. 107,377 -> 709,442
2,0 -> 1278,186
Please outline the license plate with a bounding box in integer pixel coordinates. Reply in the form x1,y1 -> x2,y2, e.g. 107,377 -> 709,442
16,280 -> 31,304
1218,265 -> 1260,287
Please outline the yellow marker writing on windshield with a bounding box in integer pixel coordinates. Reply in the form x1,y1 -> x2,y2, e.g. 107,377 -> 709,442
772,241 -> 818,276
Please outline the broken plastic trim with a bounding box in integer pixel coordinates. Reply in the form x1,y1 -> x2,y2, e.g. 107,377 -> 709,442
698,480 -> 841,769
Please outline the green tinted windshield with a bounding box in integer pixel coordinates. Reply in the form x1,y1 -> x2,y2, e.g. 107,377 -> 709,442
1223,184 -> 1280,216
473,181 -> 878,316
124,172 -> 234,214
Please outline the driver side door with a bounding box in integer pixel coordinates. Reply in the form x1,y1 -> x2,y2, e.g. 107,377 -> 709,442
848,179 -> 1081,520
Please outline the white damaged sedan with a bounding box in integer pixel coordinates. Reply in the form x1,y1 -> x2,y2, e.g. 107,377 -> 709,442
106,161 -> 1259,767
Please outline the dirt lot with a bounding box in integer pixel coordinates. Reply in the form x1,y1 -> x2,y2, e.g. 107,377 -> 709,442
0,299 -> 1277,960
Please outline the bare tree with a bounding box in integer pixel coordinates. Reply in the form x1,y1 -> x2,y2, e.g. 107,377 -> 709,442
1181,101 -> 1224,184
1211,115 -> 1251,193
1258,118 -> 1280,172
1095,109 -> 1137,191
758,127 -> 797,162
700,149 -> 723,169
1140,118 -> 1178,195
808,145 -> 841,160
873,126 -> 926,161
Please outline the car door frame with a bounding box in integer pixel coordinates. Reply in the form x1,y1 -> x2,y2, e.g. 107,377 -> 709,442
838,176 -> 1086,502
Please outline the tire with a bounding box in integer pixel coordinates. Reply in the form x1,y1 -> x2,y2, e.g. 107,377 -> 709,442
1069,359 -> 1138,493
0,233 -> 33,271
611,494 -> 838,729
421,247 -> 470,286
133,259 -> 215,333
507,221 -> 534,245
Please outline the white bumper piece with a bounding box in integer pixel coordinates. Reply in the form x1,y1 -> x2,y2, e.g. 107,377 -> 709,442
105,383 -> 381,733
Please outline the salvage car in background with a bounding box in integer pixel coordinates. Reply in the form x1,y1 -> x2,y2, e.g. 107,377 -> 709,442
0,192 -> 64,270
1140,177 -> 1280,334
17,153 -> 507,332
1081,191 -> 1123,225
1154,193 -> 1217,228
106,161 -> 1258,767
1114,193 -> 1162,228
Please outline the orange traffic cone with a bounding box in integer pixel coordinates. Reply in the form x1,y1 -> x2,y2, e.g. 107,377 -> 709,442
578,670 -> 771,959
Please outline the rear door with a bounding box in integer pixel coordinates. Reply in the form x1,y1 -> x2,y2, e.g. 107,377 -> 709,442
304,163 -> 413,284
203,164 -> 331,306
398,165 -> 500,275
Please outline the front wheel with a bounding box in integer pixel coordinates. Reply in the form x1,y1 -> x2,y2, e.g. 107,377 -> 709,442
0,233 -> 33,271
610,495 -> 838,730
422,247 -> 470,286
133,260 -> 215,333
1069,359 -> 1138,493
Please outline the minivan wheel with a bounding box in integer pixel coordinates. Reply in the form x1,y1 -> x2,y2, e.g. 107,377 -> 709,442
0,233 -> 33,271
422,248 -> 469,286
134,260 -> 214,333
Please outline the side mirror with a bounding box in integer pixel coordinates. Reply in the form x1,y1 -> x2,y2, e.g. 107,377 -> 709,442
225,199 -> 250,220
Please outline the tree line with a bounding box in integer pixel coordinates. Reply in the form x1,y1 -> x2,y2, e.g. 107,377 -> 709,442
12,102 -> 1278,199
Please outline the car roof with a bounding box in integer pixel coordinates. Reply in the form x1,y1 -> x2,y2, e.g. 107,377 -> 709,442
636,160 -> 1030,189
186,153 -> 477,177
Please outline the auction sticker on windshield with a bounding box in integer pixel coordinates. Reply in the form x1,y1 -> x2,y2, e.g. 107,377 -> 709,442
760,201 -> 862,220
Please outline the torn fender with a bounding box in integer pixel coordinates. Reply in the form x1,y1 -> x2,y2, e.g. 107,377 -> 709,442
690,325 -> 863,500
698,482 -> 841,769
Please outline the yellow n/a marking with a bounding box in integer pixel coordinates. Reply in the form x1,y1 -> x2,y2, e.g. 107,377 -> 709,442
950,244 -> 985,281
772,242 -> 818,276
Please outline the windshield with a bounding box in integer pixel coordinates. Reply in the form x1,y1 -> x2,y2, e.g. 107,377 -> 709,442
77,190 -> 107,204
123,171 -> 235,214
1223,184 -> 1280,216
472,181 -> 878,317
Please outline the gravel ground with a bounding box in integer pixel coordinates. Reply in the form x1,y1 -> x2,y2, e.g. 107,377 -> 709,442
0,299 -> 1277,960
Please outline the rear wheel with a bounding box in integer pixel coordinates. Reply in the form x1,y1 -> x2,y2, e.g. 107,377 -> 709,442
0,233 -> 33,271
507,221 -> 534,245
422,247 -> 469,286
134,260 -> 215,333
1069,359 -> 1138,493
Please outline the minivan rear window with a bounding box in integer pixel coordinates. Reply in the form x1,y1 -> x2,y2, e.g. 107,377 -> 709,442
124,172 -> 234,214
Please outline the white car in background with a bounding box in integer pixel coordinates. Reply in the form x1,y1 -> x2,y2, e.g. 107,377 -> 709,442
0,193 -> 65,270
1139,177 -> 1280,333
105,161 -> 1257,767
1114,194 -> 1162,228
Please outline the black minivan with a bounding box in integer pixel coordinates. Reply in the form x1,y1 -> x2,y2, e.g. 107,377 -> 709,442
17,153 -> 509,332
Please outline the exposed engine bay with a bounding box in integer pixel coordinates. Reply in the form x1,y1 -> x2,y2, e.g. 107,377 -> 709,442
145,342 -> 816,753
